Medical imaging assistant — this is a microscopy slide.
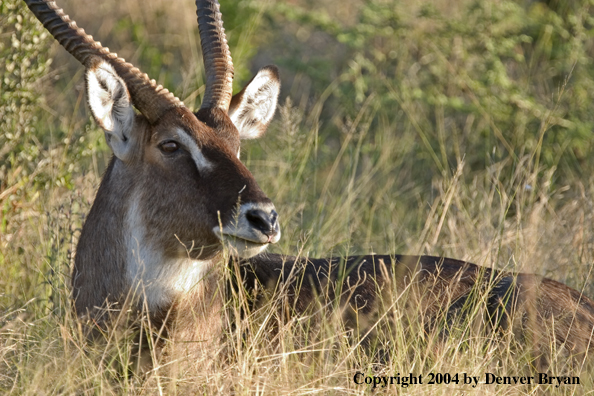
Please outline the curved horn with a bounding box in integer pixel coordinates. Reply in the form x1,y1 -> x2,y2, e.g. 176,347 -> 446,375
196,0 -> 234,112
24,0 -> 183,124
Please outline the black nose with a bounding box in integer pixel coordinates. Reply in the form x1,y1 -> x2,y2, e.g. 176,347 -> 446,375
246,209 -> 279,237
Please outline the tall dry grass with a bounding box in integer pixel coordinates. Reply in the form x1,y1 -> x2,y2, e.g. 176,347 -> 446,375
2,0 -> 594,394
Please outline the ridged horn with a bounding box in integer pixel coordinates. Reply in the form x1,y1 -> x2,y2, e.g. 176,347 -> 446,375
23,0 -> 183,124
196,0 -> 234,112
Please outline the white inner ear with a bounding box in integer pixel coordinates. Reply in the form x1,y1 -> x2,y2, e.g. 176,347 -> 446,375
86,61 -> 135,161
229,67 -> 280,140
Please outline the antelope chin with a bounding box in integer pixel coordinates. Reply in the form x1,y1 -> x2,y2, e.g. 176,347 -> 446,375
213,222 -> 281,258
219,235 -> 270,258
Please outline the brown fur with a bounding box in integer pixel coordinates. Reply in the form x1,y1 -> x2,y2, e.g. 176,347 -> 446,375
238,254 -> 594,364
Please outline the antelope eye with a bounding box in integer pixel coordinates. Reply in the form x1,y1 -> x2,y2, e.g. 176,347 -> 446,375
159,141 -> 179,153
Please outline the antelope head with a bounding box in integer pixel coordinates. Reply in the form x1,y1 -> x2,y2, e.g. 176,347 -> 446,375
24,0 -> 281,315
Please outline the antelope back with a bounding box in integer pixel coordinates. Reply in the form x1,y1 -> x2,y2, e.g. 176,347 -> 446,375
239,253 -> 594,362
24,0 -> 282,319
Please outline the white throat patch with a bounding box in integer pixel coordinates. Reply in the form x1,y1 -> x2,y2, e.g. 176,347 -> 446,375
125,197 -> 214,312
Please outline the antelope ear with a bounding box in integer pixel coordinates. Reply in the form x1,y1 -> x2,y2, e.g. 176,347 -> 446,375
86,59 -> 136,161
229,65 -> 280,140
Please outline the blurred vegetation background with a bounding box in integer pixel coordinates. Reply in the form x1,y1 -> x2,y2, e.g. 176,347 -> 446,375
2,0 -> 594,392
3,0 -> 594,305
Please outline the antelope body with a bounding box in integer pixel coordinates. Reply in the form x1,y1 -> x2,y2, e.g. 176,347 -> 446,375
25,0 -> 594,365
239,254 -> 594,360
24,0 -> 281,345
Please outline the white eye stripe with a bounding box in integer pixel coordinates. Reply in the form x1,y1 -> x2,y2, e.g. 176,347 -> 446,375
175,128 -> 213,172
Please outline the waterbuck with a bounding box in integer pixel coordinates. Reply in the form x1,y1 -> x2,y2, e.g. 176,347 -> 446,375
24,0 -> 282,349
25,0 -> 594,366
